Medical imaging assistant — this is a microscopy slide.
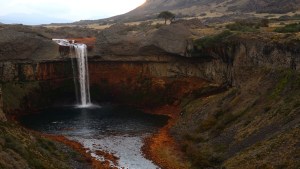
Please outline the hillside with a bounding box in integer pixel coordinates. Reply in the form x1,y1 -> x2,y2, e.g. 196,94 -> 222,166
73,0 -> 300,25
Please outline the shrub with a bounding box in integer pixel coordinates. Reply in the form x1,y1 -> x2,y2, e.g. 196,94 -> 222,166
154,23 -> 164,29
226,19 -> 269,32
158,11 -> 175,24
257,6 -> 295,14
226,23 -> 258,32
197,115 -> 217,131
274,22 -> 300,33
193,30 -> 233,50
185,144 -> 212,168
277,14 -> 300,21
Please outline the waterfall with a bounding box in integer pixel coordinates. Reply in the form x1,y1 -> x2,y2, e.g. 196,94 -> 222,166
73,44 -> 91,107
52,39 -> 91,107
71,56 -> 79,103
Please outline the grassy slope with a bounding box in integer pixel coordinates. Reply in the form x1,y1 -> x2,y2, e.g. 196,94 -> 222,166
173,68 -> 300,169
0,122 -> 89,169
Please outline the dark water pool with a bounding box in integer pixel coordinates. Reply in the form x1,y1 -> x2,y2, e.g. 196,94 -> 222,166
20,105 -> 169,169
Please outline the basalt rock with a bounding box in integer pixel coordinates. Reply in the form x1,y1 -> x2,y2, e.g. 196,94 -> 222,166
189,32 -> 300,86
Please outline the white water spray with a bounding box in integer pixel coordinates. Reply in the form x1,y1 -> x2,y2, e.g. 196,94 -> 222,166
73,44 -> 91,107
52,39 -> 91,107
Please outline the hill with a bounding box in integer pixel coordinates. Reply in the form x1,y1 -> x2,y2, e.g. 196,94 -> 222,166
73,0 -> 300,25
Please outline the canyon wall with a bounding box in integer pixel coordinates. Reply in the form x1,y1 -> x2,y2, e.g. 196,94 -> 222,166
2,32 -> 300,115
0,61 -> 75,116
0,57 -> 213,115
170,34 -> 300,169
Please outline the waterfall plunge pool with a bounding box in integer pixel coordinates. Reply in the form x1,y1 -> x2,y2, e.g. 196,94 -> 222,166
20,105 -> 169,169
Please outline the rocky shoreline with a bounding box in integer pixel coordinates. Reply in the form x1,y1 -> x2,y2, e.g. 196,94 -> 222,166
44,134 -> 118,169
142,105 -> 190,169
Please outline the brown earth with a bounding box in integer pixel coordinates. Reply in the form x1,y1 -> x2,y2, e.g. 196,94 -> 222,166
143,105 -> 191,169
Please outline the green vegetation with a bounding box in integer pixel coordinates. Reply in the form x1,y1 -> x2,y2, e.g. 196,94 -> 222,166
277,14 -> 300,21
174,69 -> 300,169
158,11 -> 175,24
257,6 -> 295,14
226,19 -> 269,32
274,22 -> 300,33
2,82 -> 39,111
0,122 -> 86,169
271,70 -> 292,98
193,30 -> 233,50
2,79 -> 76,114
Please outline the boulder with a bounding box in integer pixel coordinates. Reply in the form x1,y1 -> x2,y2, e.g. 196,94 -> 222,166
142,23 -> 193,56
95,23 -> 192,57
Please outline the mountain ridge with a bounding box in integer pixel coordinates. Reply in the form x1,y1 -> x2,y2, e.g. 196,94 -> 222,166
72,0 -> 300,25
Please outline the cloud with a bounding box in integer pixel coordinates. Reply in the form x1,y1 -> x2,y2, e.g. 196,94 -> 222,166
0,0 -> 145,24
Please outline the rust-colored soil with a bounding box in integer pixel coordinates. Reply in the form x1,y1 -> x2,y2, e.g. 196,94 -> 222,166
143,105 -> 190,169
67,37 -> 96,46
95,150 -> 119,167
67,37 -> 96,51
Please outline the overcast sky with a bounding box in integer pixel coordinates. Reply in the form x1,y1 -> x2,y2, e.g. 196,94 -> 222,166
0,0 -> 146,25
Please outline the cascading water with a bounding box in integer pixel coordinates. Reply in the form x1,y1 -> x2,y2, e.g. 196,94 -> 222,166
73,44 -> 91,107
52,39 -> 91,107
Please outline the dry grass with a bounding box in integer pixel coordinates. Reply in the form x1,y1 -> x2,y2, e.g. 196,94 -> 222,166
86,24 -> 111,30
224,127 -> 300,169
253,11 -> 300,19
192,28 -> 222,37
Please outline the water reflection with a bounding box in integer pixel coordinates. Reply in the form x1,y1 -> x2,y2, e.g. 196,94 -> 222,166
20,105 -> 168,169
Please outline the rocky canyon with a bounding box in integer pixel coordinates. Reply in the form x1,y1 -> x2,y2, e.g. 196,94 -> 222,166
0,16 -> 299,169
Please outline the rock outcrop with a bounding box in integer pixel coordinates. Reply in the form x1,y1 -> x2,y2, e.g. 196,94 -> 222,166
95,23 -> 192,57
0,26 -> 60,61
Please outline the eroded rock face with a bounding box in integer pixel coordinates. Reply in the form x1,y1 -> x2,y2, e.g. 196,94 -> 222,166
0,58 -> 212,113
189,33 -> 300,87
95,23 -> 192,57
143,23 -> 193,56
88,60 -> 210,106
0,61 -> 76,115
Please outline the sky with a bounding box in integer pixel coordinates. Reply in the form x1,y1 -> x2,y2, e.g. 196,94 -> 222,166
0,0 -> 146,25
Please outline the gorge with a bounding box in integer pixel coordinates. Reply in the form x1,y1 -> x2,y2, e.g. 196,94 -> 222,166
0,21 -> 299,169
